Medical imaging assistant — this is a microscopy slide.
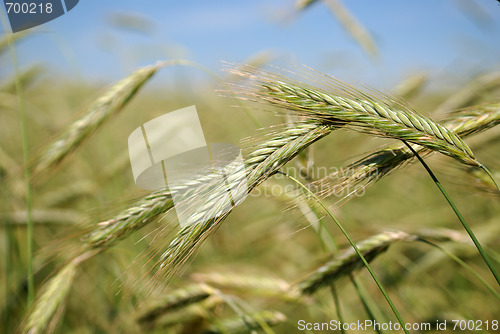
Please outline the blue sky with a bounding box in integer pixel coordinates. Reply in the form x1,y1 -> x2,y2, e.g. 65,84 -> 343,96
2,0 -> 500,89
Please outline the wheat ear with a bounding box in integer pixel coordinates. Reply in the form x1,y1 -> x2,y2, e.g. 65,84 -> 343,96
230,66 -> 479,167
298,231 -> 416,295
82,123 -> 328,249
140,296 -> 222,330
34,63 -> 162,177
136,283 -> 216,325
315,103 -> 500,200
157,123 -> 333,279
205,310 -> 286,334
191,272 -> 301,301
22,251 -> 95,334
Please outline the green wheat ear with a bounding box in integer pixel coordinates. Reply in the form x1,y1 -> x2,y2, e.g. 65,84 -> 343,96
229,65 -> 480,168
34,63 -> 162,178
298,231 -> 416,295
314,102 -> 500,202
23,251 -> 95,334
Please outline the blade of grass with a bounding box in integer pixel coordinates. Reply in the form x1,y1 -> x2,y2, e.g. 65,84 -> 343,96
284,173 -> 393,331
281,172 -> 409,334
350,274 -> 383,334
330,285 -> 346,334
417,238 -> 500,302
0,18 -> 34,305
402,141 -> 500,286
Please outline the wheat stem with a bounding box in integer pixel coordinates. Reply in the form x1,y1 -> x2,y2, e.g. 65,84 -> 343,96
403,141 -> 500,286
417,238 -> 500,302
286,173 -> 409,333
350,274 -> 383,334
1,17 -> 35,305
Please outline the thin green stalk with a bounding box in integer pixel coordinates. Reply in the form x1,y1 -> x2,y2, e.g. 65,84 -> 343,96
402,141 -> 500,286
298,198 -> 337,252
330,285 -> 346,334
350,274 -> 383,334
2,28 -> 34,303
283,172 -> 409,334
487,248 -> 500,267
292,179 -> 382,329
1,184 -> 14,333
418,239 -> 500,302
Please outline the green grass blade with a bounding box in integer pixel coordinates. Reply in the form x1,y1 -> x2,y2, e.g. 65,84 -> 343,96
283,172 -> 409,334
350,274 -> 384,334
0,25 -> 34,305
418,238 -> 500,302
403,141 -> 500,286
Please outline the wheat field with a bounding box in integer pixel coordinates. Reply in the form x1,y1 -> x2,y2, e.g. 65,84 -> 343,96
1,2 -> 500,334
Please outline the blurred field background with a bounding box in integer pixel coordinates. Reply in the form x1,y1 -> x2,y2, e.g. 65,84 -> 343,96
1,1 -> 500,333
